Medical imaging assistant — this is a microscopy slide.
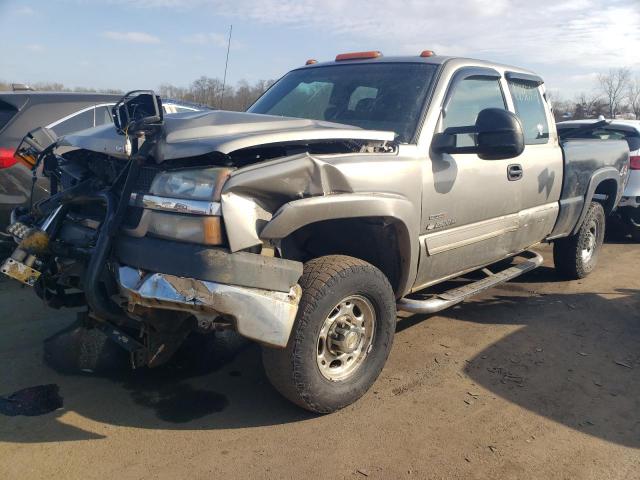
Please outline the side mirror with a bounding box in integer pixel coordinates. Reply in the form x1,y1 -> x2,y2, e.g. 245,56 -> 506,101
113,90 -> 164,136
432,108 -> 525,160
475,108 -> 525,160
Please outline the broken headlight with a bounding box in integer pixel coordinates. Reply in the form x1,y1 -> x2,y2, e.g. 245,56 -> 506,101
147,212 -> 224,245
149,167 -> 232,201
142,167 -> 232,246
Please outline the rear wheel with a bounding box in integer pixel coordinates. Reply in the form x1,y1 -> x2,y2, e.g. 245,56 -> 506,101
262,255 -> 396,413
553,201 -> 605,279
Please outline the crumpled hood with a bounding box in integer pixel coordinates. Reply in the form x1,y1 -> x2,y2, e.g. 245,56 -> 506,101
58,110 -> 395,162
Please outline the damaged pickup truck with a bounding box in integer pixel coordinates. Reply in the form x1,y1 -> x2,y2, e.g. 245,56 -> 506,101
2,51 -> 630,413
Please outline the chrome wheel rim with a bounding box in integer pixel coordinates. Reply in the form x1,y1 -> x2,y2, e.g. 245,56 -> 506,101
316,295 -> 376,382
581,219 -> 598,264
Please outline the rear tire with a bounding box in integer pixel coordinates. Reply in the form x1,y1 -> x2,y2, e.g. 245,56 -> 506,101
262,255 -> 396,413
553,201 -> 605,279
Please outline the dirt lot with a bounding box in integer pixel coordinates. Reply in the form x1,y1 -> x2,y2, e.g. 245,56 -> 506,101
0,241 -> 639,479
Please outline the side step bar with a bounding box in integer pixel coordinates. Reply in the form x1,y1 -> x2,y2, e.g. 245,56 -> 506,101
397,250 -> 543,314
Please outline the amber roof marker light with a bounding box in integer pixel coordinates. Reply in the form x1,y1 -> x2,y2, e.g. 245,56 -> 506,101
305,59 -> 318,65
335,51 -> 382,61
420,50 -> 436,57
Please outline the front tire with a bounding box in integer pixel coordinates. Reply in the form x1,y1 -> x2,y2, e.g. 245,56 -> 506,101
553,201 -> 605,279
262,255 -> 396,413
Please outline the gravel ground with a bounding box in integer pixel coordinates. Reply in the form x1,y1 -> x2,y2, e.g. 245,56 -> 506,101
0,241 -> 638,479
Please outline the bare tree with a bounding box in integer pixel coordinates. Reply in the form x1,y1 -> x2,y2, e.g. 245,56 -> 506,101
574,92 -> 604,119
598,68 -> 631,118
546,91 -> 572,121
234,80 -> 254,110
157,77 -> 273,111
628,76 -> 640,120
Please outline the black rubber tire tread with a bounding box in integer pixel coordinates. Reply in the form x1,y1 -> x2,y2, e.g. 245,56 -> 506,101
553,201 -> 605,279
630,225 -> 640,242
262,255 -> 396,413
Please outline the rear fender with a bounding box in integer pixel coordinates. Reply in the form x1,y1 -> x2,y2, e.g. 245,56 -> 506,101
571,167 -> 622,235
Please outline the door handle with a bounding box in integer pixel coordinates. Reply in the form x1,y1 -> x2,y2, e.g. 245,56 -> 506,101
507,164 -> 523,181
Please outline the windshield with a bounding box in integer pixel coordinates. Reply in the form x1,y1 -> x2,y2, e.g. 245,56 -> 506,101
248,63 -> 437,143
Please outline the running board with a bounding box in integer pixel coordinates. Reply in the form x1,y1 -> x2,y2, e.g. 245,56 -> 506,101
397,250 -> 543,314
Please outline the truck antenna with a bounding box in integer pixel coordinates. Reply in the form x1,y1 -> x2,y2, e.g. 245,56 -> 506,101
220,24 -> 232,110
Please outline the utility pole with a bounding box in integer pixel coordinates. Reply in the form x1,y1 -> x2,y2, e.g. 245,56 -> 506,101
220,24 -> 232,109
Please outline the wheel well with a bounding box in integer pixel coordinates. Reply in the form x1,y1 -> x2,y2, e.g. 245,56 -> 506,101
593,178 -> 618,215
279,217 -> 410,297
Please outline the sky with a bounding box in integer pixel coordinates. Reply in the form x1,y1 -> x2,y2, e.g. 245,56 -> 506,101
0,0 -> 639,99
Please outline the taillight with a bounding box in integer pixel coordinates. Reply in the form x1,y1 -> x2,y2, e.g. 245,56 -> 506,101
630,155 -> 640,170
0,148 -> 18,169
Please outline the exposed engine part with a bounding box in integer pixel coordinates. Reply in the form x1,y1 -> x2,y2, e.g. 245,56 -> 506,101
1,257 -> 41,286
18,229 -> 50,254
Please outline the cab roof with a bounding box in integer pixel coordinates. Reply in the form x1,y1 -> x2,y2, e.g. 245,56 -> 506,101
296,54 -> 539,79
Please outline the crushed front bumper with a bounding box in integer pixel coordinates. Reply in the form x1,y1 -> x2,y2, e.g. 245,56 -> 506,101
113,235 -> 304,347
117,266 -> 301,348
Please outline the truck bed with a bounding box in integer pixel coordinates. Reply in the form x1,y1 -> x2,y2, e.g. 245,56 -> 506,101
549,138 -> 629,239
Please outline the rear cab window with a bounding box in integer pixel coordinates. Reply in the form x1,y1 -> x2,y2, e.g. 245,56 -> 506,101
507,78 -> 549,144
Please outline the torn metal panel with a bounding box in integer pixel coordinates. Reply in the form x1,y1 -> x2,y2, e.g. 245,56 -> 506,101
220,152 -> 357,251
220,147 -> 423,296
220,191 -> 273,252
117,266 -> 301,347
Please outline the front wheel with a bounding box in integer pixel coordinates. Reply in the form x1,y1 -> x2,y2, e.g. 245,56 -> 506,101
553,201 -> 605,279
262,255 -> 396,413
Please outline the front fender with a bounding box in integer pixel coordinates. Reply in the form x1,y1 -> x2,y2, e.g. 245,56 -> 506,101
259,192 -> 419,296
